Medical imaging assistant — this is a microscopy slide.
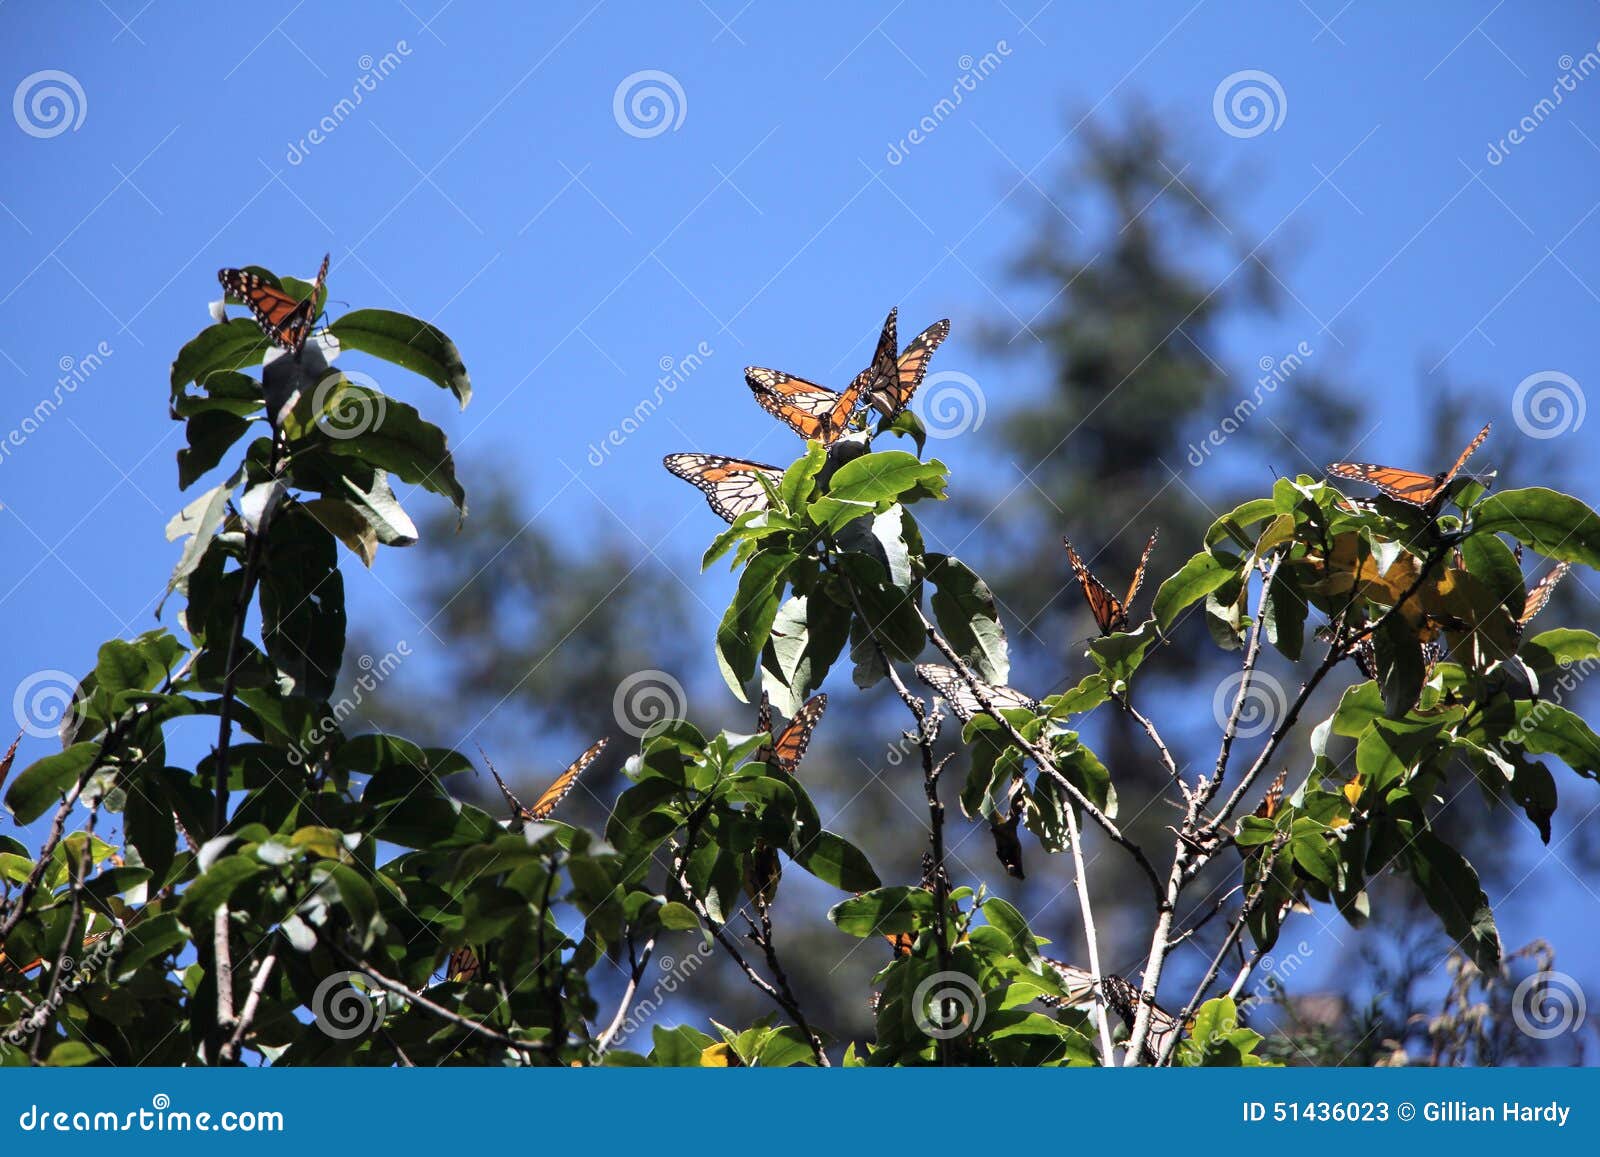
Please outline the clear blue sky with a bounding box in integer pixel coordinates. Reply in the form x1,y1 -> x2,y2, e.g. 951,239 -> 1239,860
2,3 -> 1597,1014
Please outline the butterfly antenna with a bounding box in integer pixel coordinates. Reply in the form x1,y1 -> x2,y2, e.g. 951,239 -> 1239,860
476,743 -> 527,820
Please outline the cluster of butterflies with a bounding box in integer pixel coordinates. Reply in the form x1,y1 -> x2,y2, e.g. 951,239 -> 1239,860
1322,421 -> 1569,673
216,253 -> 331,357
664,307 -> 950,522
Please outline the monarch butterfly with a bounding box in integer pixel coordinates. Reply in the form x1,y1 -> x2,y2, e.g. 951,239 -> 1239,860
861,308 -> 951,421
744,308 -> 951,442
755,691 -> 828,775
913,663 -> 1040,724
1518,562 -> 1570,631
883,853 -> 943,958
1062,531 -> 1158,635
989,780 -> 1027,880
662,453 -> 784,523
1253,767 -> 1289,821
1039,958 -> 1181,1062
745,693 -> 829,909
450,740 -> 608,983
216,253 -> 330,355
1325,422 -> 1491,509
485,738 -> 608,825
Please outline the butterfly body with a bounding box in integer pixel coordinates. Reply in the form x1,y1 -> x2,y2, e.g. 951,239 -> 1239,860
1062,531 -> 1158,635
216,253 -> 330,356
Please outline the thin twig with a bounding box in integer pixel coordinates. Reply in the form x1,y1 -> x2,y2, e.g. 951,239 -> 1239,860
594,934 -> 656,1056
338,950 -> 544,1061
220,951 -> 278,1064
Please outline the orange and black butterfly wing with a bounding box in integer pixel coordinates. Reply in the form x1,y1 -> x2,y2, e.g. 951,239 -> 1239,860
1324,461 -> 1442,507
769,693 -> 827,775
1063,536 -> 1123,634
1253,767 -> 1289,820
1520,563 -> 1570,627
663,454 -> 785,523
873,316 -> 951,419
526,738 -> 607,821
217,253 -> 329,353
447,945 -> 481,982
744,367 -> 845,442
1124,530 -> 1158,609
1438,422 -> 1492,490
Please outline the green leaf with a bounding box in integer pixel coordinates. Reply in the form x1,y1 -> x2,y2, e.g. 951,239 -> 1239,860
1473,487 -> 1600,569
1521,629 -> 1600,686
170,319 -> 269,397
178,411 -> 253,490
317,384 -> 467,515
171,370 -> 264,419
1460,532 -> 1526,621
1511,701 -> 1600,778
259,506 -> 346,702
1402,826 -> 1501,972
717,550 -> 795,699
5,742 -> 98,824
657,901 -> 700,931
163,480 -> 234,608
1205,498 -> 1279,550
791,829 -> 880,892
779,442 -> 828,510
178,854 -> 264,925
813,451 -> 947,511
1152,551 -> 1238,632
760,594 -> 850,716
928,554 -> 1009,683
328,308 -> 472,408
828,887 -> 936,937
